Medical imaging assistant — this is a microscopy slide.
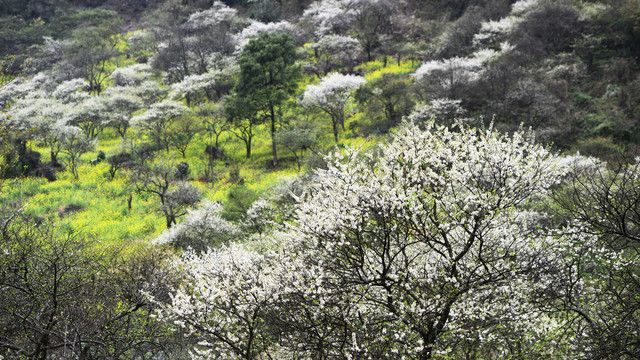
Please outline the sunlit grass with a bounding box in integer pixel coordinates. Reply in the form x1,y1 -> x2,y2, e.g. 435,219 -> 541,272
362,59 -> 420,82
2,52 -> 408,244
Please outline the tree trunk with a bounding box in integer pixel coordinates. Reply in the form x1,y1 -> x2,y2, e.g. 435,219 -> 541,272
332,118 -> 339,143
270,105 -> 278,166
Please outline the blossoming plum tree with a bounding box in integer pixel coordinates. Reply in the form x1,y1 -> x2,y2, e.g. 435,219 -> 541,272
132,99 -> 189,152
300,72 -> 365,142
157,121 -> 578,359
282,121 -> 572,359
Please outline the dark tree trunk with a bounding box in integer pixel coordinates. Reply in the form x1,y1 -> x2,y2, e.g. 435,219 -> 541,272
270,105 -> 278,166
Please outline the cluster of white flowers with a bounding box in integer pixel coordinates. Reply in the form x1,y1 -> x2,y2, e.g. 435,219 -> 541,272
301,0 -> 355,37
301,72 -> 365,139
234,20 -> 297,51
132,99 -> 188,129
301,72 -> 365,109
473,16 -> 523,47
409,98 -> 468,124
311,34 -> 361,70
472,0 -> 546,47
413,56 -> 484,95
155,120 -> 583,357
110,64 -> 153,87
153,240 -> 285,359
168,61 -> 237,101
511,0 -> 543,15
153,201 -> 239,251
0,72 -> 54,108
169,71 -> 217,100
185,2 -> 240,31
52,78 -> 89,103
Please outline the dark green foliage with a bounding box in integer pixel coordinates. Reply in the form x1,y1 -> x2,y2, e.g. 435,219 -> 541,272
356,74 -> 414,134
225,92 -> 262,159
0,16 -> 48,66
170,115 -> 203,158
174,161 -> 190,179
64,10 -> 123,94
249,0 -> 282,22
222,186 -> 258,222
233,32 -> 301,166
573,136 -> 625,161
437,5 -> 485,58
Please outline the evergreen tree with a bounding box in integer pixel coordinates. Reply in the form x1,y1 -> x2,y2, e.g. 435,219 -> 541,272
234,32 -> 300,166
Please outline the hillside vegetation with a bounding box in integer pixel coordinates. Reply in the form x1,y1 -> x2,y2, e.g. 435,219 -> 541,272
0,0 -> 639,359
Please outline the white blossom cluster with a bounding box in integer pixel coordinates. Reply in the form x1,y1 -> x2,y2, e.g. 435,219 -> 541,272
2,63 -> 161,143
185,2 -> 240,31
472,0 -> 544,47
153,201 -> 239,251
0,72 -> 55,109
310,34 -> 361,72
301,0 -> 355,38
413,56 -> 483,96
300,72 -> 365,139
169,61 -> 237,101
234,20 -> 297,51
52,78 -> 90,103
300,72 -> 365,110
409,98 -> 468,125
156,121 -> 581,358
413,43 -> 514,99
110,64 -> 154,87
152,240 -> 284,359
132,99 -> 188,130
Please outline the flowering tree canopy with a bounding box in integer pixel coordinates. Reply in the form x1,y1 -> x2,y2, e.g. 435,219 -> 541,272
153,200 -> 239,252
311,35 -> 362,74
300,72 -> 365,141
301,0 -> 355,38
157,121 -> 578,359
132,100 -> 189,151
234,20 -> 297,52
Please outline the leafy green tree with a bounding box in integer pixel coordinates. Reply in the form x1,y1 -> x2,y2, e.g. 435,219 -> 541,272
198,100 -> 229,149
169,114 -> 203,158
225,92 -> 263,159
356,74 -> 415,133
0,16 -> 47,67
234,32 -> 300,166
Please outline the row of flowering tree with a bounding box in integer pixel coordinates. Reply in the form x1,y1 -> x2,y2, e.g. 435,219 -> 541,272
151,120 -> 608,359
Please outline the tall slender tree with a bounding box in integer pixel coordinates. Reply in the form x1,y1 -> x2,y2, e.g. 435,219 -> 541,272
234,32 -> 300,166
